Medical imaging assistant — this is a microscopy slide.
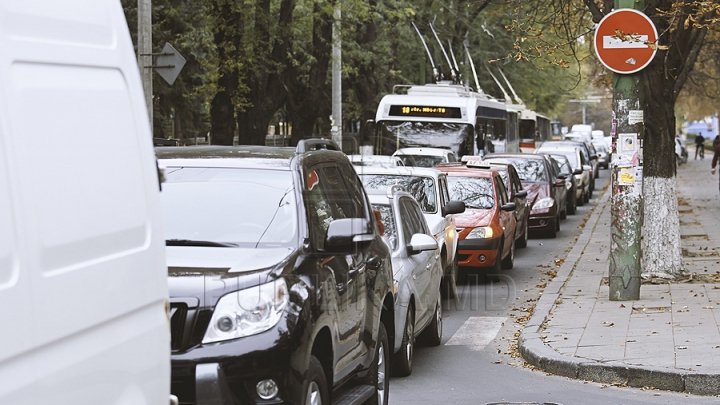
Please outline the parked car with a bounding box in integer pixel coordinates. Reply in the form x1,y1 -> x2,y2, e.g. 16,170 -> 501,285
356,166 -> 466,298
538,140 -> 597,192
349,154 -> 406,167
158,139 -> 394,405
368,187 -> 443,377
435,164 -> 518,274
392,147 -> 458,167
675,137 -> 689,165
454,158 -> 530,248
547,154 -> 578,215
535,144 -> 591,205
591,141 -> 609,169
483,153 -> 567,238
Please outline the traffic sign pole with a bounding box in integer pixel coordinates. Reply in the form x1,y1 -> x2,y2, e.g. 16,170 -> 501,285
607,0 -> 646,301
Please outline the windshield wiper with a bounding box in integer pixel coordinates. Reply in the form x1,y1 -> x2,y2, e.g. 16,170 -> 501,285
166,239 -> 239,247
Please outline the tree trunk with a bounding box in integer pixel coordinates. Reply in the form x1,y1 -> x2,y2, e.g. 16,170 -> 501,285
638,38 -> 683,278
288,1 -> 333,145
209,2 -> 239,146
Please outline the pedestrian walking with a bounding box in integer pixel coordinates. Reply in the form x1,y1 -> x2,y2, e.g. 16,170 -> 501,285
695,132 -> 705,160
714,135 -> 720,150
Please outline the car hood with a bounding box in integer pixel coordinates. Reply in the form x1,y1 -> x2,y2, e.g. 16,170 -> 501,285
522,183 -> 549,205
453,208 -> 494,228
166,246 -> 295,308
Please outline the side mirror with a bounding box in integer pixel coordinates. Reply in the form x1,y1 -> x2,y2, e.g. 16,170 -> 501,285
572,168 -> 583,175
515,190 -> 527,198
442,200 -> 466,216
406,233 -> 438,256
501,202 -> 516,212
590,154 -> 598,160
556,174 -> 567,180
324,218 -> 373,253
582,165 -> 592,171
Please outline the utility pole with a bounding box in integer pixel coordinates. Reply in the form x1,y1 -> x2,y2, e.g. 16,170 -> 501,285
138,0 -> 153,131
331,2 -> 342,149
595,0 -> 657,300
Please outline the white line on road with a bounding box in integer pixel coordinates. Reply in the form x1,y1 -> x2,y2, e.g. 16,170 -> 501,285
445,316 -> 507,351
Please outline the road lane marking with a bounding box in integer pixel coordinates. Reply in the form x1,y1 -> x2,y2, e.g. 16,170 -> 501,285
445,316 -> 507,351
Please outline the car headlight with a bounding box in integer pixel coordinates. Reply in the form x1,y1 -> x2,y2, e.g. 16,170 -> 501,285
203,279 -> 289,344
466,226 -> 493,239
532,197 -> 555,210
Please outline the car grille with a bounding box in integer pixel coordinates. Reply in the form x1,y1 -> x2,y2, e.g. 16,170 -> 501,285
170,298 -> 210,353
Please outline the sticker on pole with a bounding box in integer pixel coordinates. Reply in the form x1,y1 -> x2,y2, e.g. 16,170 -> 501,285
594,9 -> 658,74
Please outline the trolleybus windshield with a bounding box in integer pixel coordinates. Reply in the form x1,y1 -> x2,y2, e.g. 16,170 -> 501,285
375,121 -> 473,157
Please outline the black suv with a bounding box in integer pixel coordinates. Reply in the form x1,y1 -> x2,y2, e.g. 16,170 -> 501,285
157,140 -> 394,405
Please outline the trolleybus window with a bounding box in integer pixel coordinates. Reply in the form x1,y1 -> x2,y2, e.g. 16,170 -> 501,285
374,121 -> 473,157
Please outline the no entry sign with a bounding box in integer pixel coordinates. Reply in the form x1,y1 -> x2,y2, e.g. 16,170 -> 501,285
594,9 -> 658,74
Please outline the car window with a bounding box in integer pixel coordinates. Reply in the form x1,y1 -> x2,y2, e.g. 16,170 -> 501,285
552,156 -> 572,176
439,175 -> 450,207
495,169 -> 511,198
371,203 -> 397,250
486,158 -> 548,183
339,164 -> 371,221
305,166 -> 356,250
446,176 -> 495,209
495,176 -> 508,205
162,167 -> 297,248
360,174 -> 438,213
399,155 -> 446,168
401,197 -> 430,236
398,200 -> 415,245
447,153 -> 458,163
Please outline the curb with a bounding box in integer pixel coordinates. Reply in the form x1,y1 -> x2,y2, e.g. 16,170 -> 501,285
517,183 -> 720,396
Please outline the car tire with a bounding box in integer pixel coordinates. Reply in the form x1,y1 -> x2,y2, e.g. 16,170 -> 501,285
568,193 -> 577,215
419,293 -> 442,347
516,219 -> 528,248
501,238 -> 515,270
442,255 -> 458,299
393,308 -> 414,377
547,218 -> 557,238
365,322 -> 390,405
302,356 -> 329,405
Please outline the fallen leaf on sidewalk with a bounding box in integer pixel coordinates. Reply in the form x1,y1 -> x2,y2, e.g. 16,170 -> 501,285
620,304 -> 626,308
493,359 -> 503,364
703,306 -> 714,309
677,346 -> 688,349
603,322 -> 615,327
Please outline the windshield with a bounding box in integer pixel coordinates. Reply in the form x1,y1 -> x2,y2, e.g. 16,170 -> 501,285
398,155 -> 445,168
485,157 -> 548,183
161,167 -> 297,248
359,174 -> 437,213
372,204 -> 397,250
376,121 -> 473,157
447,176 -> 495,209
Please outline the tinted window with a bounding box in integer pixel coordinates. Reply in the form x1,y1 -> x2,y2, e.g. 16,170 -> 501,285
360,174 -> 438,213
399,155 -> 445,168
162,168 -> 297,248
446,176 -> 495,209
552,156 -> 572,176
401,197 -> 430,236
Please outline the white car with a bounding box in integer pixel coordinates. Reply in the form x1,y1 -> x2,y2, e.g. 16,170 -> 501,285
355,165 -> 465,298
535,144 -> 592,204
348,154 -> 405,167
392,147 -> 458,168
368,187 -> 443,377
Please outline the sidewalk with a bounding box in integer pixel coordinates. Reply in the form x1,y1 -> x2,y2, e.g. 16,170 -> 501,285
518,157 -> 720,395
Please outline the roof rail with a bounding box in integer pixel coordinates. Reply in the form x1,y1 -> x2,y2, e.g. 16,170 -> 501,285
296,138 -> 341,154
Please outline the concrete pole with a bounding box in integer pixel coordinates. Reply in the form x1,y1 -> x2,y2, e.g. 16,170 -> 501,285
331,2 -> 342,148
608,0 -> 643,301
138,0 -> 153,132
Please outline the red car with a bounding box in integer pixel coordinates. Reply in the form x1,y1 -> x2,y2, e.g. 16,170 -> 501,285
436,164 -> 517,274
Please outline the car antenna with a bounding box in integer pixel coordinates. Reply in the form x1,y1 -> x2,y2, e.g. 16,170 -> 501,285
496,66 -> 525,107
463,40 -> 483,94
429,22 -> 458,83
484,62 -> 512,102
412,21 -> 440,83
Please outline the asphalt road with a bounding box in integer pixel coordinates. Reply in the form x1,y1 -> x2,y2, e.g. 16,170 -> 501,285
388,170 -> 719,405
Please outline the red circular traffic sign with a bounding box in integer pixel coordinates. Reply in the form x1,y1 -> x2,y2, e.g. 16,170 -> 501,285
594,9 -> 658,74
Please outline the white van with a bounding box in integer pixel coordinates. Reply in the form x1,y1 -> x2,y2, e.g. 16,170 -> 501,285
0,1 -> 171,404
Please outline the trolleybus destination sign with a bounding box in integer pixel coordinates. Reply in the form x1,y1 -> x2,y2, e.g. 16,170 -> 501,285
594,9 -> 658,74
388,105 -> 462,119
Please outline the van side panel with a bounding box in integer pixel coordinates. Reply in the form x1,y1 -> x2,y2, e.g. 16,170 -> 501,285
0,0 -> 169,404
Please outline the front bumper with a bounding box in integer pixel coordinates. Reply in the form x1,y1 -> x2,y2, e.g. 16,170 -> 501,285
528,208 -> 557,231
171,320 -> 301,405
456,237 -> 501,267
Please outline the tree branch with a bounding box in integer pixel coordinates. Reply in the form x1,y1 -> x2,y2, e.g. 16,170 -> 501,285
468,0 -> 492,26
673,27 -> 707,100
583,0 -> 604,23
